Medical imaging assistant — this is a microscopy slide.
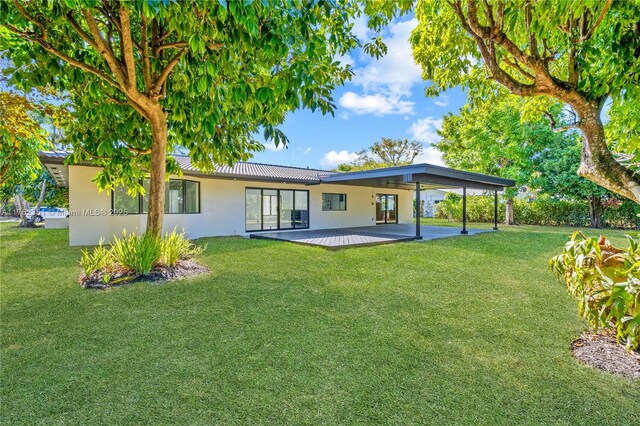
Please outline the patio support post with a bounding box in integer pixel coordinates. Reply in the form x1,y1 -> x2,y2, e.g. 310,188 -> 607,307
461,187 -> 468,234
493,190 -> 499,230
415,182 -> 422,240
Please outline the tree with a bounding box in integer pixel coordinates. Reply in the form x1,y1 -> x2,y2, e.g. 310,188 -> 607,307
436,95 -> 571,224
0,91 -> 48,185
531,137 -> 610,228
337,137 -> 422,171
1,1 -> 361,237
404,0 -> 640,203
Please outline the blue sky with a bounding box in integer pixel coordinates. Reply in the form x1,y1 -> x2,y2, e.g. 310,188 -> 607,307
251,16 -> 468,170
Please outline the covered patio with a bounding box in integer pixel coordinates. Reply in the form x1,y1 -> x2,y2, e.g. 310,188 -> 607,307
320,163 -> 515,239
250,224 -> 492,249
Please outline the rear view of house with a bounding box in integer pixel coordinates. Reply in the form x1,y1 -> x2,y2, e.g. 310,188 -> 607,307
39,151 -> 514,246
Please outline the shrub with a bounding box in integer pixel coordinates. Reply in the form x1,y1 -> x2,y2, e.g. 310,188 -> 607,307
79,238 -> 112,277
434,195 -> 639,229
550,233 -> 640,351
160,228 -> 205,267
110,231 -> 162,275
79,229 -> 206,286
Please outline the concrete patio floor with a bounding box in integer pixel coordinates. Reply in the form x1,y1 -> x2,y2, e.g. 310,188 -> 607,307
250,224 -> 492,249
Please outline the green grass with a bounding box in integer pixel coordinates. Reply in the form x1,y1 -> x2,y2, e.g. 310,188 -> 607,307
1,222 -> 638,425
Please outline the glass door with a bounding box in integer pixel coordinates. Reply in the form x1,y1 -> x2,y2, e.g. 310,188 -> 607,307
376,194 -> 398,224
245,188 -> 310,231
262,189 -> 279,230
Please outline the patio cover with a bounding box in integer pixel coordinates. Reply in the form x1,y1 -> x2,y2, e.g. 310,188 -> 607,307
320,163 -> 515,239
319,163 -> 515,191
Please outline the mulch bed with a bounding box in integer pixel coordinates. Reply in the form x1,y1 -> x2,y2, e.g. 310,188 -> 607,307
572,332 -> 640,380
82,260 -> 210,289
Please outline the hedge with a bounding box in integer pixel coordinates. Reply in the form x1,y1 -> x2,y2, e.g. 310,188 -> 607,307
434,195 -> 640,229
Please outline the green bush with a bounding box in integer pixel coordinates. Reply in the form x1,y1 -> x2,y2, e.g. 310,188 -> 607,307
160,229 -> 205,267
110,231 -> 162,275
550,233 -> 640,351
434,195 -> 639,229
79,238 -> 112,277
79,229 -> 205,283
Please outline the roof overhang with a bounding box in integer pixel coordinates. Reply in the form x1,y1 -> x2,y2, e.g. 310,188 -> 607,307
320,164 -> 515,191
38,152 -> 69,187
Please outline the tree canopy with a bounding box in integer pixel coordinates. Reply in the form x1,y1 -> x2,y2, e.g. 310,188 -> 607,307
337,137 -> 422,172
1,0 -> 362,235
384,0 -> 640,203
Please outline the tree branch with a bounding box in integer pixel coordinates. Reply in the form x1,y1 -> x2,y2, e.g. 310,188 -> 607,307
140,14 -> 152,92
524,1 -> 539,58
65,11 -> 99,50
10,0 -> 46,39
156,41 -> 188,52
503,56 -> 535,81
152,49 -> 186,96
582,0 -> 613,41
118,5 -> 137,88
541,110 -> 579,132
3,23 -> 120,90
81,8 -> 127,88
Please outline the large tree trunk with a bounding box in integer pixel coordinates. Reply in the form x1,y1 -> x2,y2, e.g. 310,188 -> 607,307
15,194 -> 29,227
504,197 -> 515,225
572,100 -> 640,204
588,194 -> 601,228
145,108 -> 168,239
29,179 -> 47,226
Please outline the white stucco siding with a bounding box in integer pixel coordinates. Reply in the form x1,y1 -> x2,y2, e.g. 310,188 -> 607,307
67,165 -> 414,246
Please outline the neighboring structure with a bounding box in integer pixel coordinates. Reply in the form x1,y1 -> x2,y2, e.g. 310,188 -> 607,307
419,189 -> 447,217
417,188 -> 489,217
39,151 -> 514,246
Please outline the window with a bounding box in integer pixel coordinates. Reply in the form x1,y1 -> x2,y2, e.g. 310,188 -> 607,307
113,185 -> 140,214
112,179 -> 200,214
322,193 -> 347,211
245,188 -> 309,231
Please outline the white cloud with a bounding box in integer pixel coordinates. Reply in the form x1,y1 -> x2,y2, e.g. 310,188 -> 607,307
409,116 -> 445,166
264,141 -> 285,152
334,53 -> 354,67
414,146 -> 445,166
350,15 -> 371,42
340,18 -> 423,117
339,91 -> 414,116
409,116 -> 443,144
434,95 -> 449,107
320,150 -> 358,169
339,111 -> 350,120
353,19 -> 422,94
297,147 -> 312,155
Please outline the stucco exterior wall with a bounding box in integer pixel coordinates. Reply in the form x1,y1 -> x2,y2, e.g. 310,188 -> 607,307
68,165 -> 414,246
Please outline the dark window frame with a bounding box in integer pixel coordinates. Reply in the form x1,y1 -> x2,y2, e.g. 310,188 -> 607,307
375,193 -> 399,224
111,178 -> 201,215
321,193 -> 347,211
245,187 -> 310,232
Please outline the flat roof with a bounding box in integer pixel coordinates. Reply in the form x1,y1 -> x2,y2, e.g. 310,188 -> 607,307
38,151 -> 514,190
320,163 -> 515,191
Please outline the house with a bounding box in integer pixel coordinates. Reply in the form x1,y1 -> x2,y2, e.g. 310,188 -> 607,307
39,151 -> 514,246
418,189 -> 447,217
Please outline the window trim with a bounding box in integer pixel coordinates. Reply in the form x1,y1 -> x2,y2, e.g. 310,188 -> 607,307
321,193 -> 347,211
245,187 -> 310,232
111,178 -> 201,215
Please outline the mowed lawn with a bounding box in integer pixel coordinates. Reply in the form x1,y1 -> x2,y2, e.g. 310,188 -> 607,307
1,222 -> 639,425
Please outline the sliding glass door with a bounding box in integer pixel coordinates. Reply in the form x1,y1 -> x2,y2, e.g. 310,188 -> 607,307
245,188 -> 309,231
376,194 -> 398,224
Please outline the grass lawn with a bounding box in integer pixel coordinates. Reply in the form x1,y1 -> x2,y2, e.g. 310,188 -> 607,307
1,222 -> 639,425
